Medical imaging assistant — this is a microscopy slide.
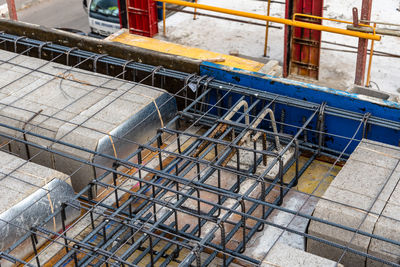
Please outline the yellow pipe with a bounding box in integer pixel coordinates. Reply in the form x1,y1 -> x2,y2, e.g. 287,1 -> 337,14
163,2 -> 166,36
263,0 -> 271,57
157,0 -> 381,41
293,13 -> 377,35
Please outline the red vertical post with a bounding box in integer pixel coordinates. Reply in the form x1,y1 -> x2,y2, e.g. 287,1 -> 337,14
283,0 -> 323,80
126,0 -> 158,37
354,0 -> 373,86
283,0 -> 292,77
6,0 -> 18,21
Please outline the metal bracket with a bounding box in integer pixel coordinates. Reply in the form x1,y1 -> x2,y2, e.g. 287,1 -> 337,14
65,47 -> 78,66
38,41 -> 52,59
13,36 -> 26,53
93,54 -> 108,73
362,112 -> 372,139
150,65 -> 165,87
122,59 -> 135,80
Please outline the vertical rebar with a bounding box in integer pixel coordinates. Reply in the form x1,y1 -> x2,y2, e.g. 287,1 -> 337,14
128,197 -> 135,244
88,183 -> 95,229
278,157 -> 284,206
149,235 -> 154,266
239,199 -> 246,253
138,149 -> 143,188
30,228 -> 40,267
60,203 -> 69,253
113,162 -> 120,208
257,179 -> 266,232
152,184 -> 157,222
219,222 -> 226,267
253,139 -> 257,174
73,245 -> 79,266
196,188 -> 201,237
157,135 -> 163,170
262,133 -> 267,166
280,109 -> 286,133
216,169 -> 221,217
235,148 -> 241,193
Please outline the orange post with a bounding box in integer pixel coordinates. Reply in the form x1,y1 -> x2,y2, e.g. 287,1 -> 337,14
163,2 -> 166,36
194,0 -> 198,20
6,0 -> 18,21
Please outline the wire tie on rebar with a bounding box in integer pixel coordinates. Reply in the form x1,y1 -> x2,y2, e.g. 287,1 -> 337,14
193,75 -> 208,93
107,134 -> 118,159
183,73 -> 197,107
135,93 -> 165,128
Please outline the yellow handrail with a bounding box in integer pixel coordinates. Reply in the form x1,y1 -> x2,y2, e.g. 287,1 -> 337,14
293,13 -> 377,35
157,0 -> 381,41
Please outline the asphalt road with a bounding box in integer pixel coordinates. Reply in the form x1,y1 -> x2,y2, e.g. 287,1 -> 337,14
17,0 -> 90,33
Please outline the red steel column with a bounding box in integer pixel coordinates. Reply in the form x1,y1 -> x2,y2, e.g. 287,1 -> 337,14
354,0 -> 372,86
283,0 -> 323,79
6,0 -> 18,21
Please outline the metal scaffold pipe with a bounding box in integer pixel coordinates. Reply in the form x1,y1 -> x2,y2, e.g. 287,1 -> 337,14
157,0 -> 381,41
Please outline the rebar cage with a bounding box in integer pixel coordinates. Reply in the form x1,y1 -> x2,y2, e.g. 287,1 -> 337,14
0,32 -> 400,267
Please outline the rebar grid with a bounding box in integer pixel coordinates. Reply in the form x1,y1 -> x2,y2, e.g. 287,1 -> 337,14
0,33 -> 399,267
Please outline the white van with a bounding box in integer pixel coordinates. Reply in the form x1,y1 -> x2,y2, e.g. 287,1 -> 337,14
84,0 -> 122,37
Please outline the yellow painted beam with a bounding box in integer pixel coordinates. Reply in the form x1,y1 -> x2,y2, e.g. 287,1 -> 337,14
158,0 -> 381,41
110,31 -> 265,72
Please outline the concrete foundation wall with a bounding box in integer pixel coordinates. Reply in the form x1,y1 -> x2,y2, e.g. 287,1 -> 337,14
0,19 -> 201,74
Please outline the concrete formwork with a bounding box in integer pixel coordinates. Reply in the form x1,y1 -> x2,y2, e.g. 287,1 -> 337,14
0,49 -> 177,195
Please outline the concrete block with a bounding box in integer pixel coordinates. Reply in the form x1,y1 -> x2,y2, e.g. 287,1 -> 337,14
367,176 -> 400,266
0,50 -> 177,195
0,151 -> 71,213
261,243 -> 343,267
307,139 -> 400,267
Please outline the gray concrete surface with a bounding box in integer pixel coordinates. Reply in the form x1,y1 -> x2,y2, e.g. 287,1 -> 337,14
17,0 -> 90,33
0,49 -> 177,195
262,243 -> 343,267
0,151 -> 79,267
307,139 -> 400,267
